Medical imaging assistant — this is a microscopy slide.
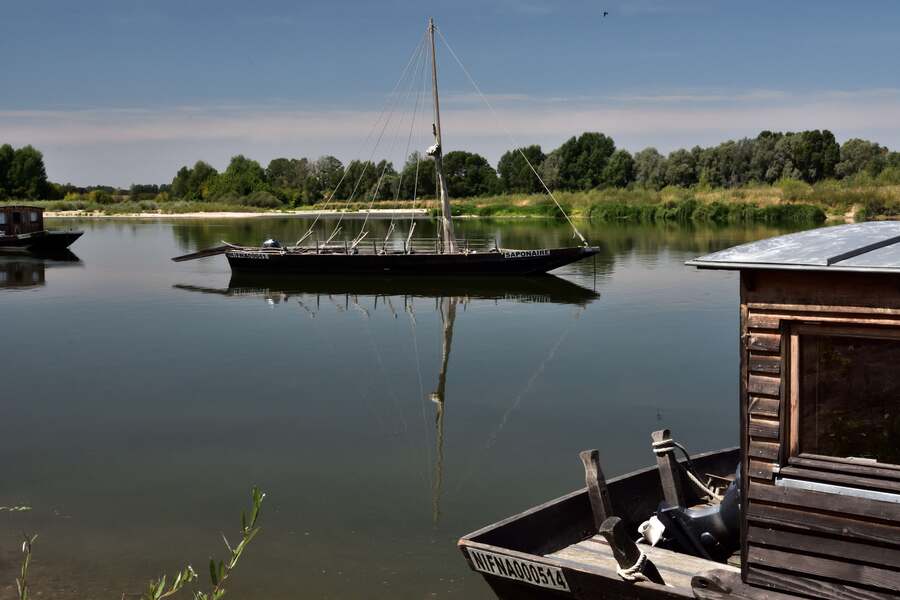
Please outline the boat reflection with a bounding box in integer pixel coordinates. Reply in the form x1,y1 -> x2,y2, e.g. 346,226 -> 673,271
177,273 -> 600,307
175,274 -> 598,524
0,250 -> 81,289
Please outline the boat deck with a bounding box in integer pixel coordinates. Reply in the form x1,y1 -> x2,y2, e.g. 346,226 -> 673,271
546,535 -> 740,591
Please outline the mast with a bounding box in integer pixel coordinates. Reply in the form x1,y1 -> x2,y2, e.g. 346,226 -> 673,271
428,17 -> 457,254
430,296 -> 456,524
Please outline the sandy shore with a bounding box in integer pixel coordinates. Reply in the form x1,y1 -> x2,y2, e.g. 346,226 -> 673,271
44,208 -> 429,219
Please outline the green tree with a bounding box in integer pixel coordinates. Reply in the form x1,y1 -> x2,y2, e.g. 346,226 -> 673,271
7,146 -> 49,199
398,152 -> 436,200
313,156 -> 344,199
665,148 -> 698,187
836,138 -> 888,178
171,161 -> 218,201
338,160 -> 378,200
442,151 -> 500,197
266,157 -> 311,189
601,149 -> 635,187
209,155 -> 268,198
633,148 -> 667,189
368,159 -> 398,200
497,145 -> 546,193
0,144 -> 14,199
750,131 -> 783,183
555,132 -> 616,190
538,150 -> 562,190
266,158 -> 311,204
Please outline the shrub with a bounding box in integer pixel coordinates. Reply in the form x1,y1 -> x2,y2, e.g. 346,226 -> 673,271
241,191 -> 281,208
777,177 -> 812,201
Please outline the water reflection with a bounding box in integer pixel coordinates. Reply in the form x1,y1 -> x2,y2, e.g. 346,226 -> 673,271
175,274 -> 599,525
0,250 -> 81,289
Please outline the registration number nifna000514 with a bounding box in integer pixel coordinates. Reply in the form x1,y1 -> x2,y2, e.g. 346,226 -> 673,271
466,547 -> 569,592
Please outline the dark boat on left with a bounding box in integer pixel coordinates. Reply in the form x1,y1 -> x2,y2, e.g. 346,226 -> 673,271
0,206 -> 83,253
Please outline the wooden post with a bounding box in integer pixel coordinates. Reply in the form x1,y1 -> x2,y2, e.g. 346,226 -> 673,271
598,517 -> 664,585
579,449 -> 612,532
651,429 -> 687,508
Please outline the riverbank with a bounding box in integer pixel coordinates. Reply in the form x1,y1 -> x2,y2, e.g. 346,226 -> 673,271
43,208 -> 429,219
12,181 -> 900,224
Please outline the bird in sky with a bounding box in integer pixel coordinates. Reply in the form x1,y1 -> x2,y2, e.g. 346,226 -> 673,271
603,11 -> 609,17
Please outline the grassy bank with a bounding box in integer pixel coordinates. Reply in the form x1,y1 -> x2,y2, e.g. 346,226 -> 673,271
10,180 -> 900,224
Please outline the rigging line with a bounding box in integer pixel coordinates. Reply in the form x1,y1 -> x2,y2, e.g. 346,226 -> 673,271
452,312 -> 578,494
407,300 -> 434,490
385,39 -> 429,248
435,26 -> 589,247
334,35 -> 428,245
354,36 -> 430,246
297,28 -> 429,246
407,40 -> 431,242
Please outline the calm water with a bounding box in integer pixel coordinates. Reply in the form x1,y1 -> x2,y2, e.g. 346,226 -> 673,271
0,217 -> 800,599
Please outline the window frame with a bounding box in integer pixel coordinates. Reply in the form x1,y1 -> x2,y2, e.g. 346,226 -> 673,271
786,322 -> 900,484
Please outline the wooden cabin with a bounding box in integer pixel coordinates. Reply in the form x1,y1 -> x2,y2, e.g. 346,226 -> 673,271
687,221 -> 900,599
459,222 -> 900,600
0,205 -> 45,236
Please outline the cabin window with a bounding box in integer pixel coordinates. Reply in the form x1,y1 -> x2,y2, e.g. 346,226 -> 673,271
30,211 -> 38,223
797,331 -> 900,466
0,213 -> 6,225
12,212 -> 21,224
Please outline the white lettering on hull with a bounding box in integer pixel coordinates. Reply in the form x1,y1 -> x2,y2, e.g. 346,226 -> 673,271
229,252 -> 270,260
501,249 -> 551,259
467,548 -> 569,592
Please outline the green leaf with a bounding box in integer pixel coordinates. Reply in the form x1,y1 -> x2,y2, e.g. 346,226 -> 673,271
209,558 -> 218,586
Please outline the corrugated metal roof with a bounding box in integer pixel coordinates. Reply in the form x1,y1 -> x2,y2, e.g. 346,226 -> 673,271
686,221 -> 900,273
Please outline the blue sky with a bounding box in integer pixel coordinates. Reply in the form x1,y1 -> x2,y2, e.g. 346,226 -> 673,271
3,0 -> 900,185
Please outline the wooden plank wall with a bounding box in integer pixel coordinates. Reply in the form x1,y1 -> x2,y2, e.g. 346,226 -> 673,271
740,271 -> 900,600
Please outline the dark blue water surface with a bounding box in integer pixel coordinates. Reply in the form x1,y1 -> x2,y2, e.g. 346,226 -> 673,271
0,217 -> 797,599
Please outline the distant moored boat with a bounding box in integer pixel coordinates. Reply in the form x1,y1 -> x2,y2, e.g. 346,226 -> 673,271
0,205 -> 83,253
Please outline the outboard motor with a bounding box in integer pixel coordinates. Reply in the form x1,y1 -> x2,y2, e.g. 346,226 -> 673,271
262,238 -> 282,249
654,463 -> 741,562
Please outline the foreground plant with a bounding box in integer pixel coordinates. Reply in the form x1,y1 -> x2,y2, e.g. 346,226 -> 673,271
140,486 -> 266,600
17,534 -> 38,600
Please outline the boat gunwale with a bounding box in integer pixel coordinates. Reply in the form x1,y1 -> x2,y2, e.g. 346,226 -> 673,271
459,446 -> 739,545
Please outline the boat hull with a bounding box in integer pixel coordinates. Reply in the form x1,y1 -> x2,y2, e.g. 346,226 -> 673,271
459,448 -> 741,600
0,230 -> 83,253
226,246 -> 598,275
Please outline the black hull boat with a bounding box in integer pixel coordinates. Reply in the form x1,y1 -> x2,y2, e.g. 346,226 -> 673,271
224,245 -> 598,275
0,205 -> 83,254
0,230 -> 83,253
173,19 -> 596,277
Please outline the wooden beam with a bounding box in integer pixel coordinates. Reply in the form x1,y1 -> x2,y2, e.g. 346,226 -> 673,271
579,449 -> 613,532
651,429 -> 687,508
597,516 -> 665,585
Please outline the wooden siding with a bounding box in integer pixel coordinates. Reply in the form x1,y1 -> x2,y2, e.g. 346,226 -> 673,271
739,270 -> 900,598
0,206 -> 44,235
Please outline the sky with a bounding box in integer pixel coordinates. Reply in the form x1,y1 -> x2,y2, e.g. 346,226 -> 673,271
2,0 -> 900,186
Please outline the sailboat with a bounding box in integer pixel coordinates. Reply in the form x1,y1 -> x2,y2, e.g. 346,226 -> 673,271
173,18 -> 599,275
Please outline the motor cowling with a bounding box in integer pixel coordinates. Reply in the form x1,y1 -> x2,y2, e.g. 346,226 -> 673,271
654,464 -> 741,562
262,239 -> 282,249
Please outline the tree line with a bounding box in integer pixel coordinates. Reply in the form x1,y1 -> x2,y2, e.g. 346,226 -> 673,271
167,130 -> 900,206
3,131 -> 900,203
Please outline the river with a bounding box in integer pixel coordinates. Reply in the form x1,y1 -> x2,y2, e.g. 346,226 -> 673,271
0,216 -> 804,599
